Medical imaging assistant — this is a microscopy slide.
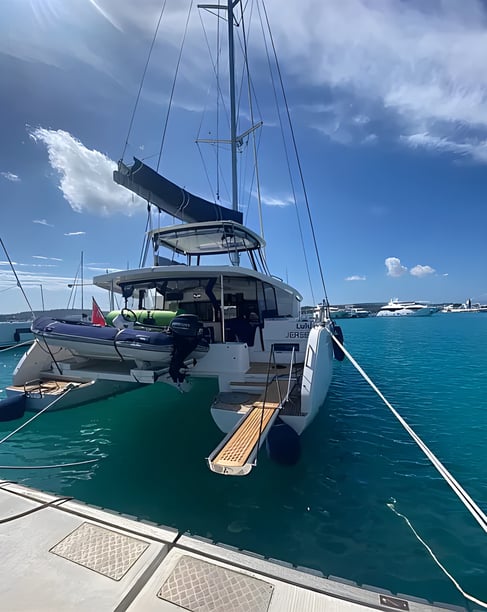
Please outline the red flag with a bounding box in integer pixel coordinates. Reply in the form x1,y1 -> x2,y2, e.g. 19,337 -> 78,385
92,297 -> 106,326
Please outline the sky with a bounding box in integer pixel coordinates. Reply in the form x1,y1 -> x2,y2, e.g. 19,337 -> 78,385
1,0 -> 487,315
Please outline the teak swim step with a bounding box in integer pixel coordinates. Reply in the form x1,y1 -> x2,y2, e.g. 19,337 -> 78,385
207,379 -> 289,476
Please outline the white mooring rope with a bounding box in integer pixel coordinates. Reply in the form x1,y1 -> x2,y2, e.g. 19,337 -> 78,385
0,340 -> 33,353
330,332 -> 487,608
0,389 -> 101,472
388,502 -> 487,608
0,390 -> 72,446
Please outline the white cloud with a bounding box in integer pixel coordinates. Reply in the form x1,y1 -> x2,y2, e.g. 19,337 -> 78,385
410,264 -> 436,277
33,255 -> 63,262
402,132 -> 487,163
266,1 -> 487,160
385,257 -> 408,277
362,134 -> 377,145
0,261 -> 19,266
85,266 -> 120,273
64,231 -> 86,236
345,275 -> 366,281
30,128 -> 146,216
260,193 -> 294,207
1,171 -> 20,182
30,264 -> 57,268
0,268 -> 85,292
6,2 -> 487,163
33,219 -> 54,227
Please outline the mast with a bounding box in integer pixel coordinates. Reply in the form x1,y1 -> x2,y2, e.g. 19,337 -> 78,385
199,1 -> 241,265
227,0 -> 238,214
227,0 -> 240,265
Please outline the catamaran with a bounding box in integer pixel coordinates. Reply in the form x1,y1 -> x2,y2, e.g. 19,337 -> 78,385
1,1 -> 342,475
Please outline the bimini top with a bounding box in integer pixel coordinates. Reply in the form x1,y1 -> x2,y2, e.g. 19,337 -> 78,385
148,221 -> 265,257
114,158 -> 243,225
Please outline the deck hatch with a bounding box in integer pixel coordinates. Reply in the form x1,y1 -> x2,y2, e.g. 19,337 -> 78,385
158,555 -> 273,611
50,521 -> 149,580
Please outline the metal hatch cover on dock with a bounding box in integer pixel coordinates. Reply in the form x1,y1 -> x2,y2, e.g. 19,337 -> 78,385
208,380 -> 288,476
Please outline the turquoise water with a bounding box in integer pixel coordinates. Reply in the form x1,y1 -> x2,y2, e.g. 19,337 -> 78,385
1,314 -> 486,606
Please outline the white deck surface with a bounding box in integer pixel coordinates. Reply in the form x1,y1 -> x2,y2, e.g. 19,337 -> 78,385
0,480 -> 464,612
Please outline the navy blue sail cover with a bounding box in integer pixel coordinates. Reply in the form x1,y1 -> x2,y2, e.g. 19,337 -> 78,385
114,158 -> 243,224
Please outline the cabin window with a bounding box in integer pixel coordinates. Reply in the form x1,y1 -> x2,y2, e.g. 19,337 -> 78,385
260,282 -> 278,318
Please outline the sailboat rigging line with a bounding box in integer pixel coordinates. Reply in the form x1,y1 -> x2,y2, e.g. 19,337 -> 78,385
215,5 -> 221,201
39,337 -> 63,376
257,249 -> 270,275
255,344 -> 277,466
240,7 -> 266,246
121,0 -> 168,162
260,1 -> 329,304
156,0 -> 194,173
0,459 -> 99,470
330,332 -> 487,535
196,142 -> 219,207
0,388 -> 74,447
197,6 -> 242,210
67,259 -> 81,310
0,237 -> 35,318
175,190 -> 191,222
255,2 -> 315,304
139,205 -> 152,268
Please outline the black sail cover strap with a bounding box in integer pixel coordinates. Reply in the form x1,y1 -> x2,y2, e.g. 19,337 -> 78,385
114,158 -> 243,224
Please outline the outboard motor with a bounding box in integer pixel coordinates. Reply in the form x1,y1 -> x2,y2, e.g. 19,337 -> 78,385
168,314 -> 206,382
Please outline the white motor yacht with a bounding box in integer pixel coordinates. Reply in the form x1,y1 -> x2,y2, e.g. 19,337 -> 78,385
377,299 -> 438,317
442,299 -> 481,313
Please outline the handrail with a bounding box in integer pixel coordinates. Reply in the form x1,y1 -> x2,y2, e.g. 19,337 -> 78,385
285,346 -> 296,399
254,343 -> 296,467
23,378 -> 61,397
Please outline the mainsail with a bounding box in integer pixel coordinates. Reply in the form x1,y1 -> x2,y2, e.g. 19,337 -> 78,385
114,158 -> 243,224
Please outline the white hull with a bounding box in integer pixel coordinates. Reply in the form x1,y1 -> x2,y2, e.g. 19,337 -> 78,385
210,323 -> 333,436
6,379 -> 139,412
293,324 -> 334,432
377,307 -> 436,317
0,321 -> 33,348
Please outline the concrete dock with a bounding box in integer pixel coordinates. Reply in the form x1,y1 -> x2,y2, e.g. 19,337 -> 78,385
0,480 -> 465,612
